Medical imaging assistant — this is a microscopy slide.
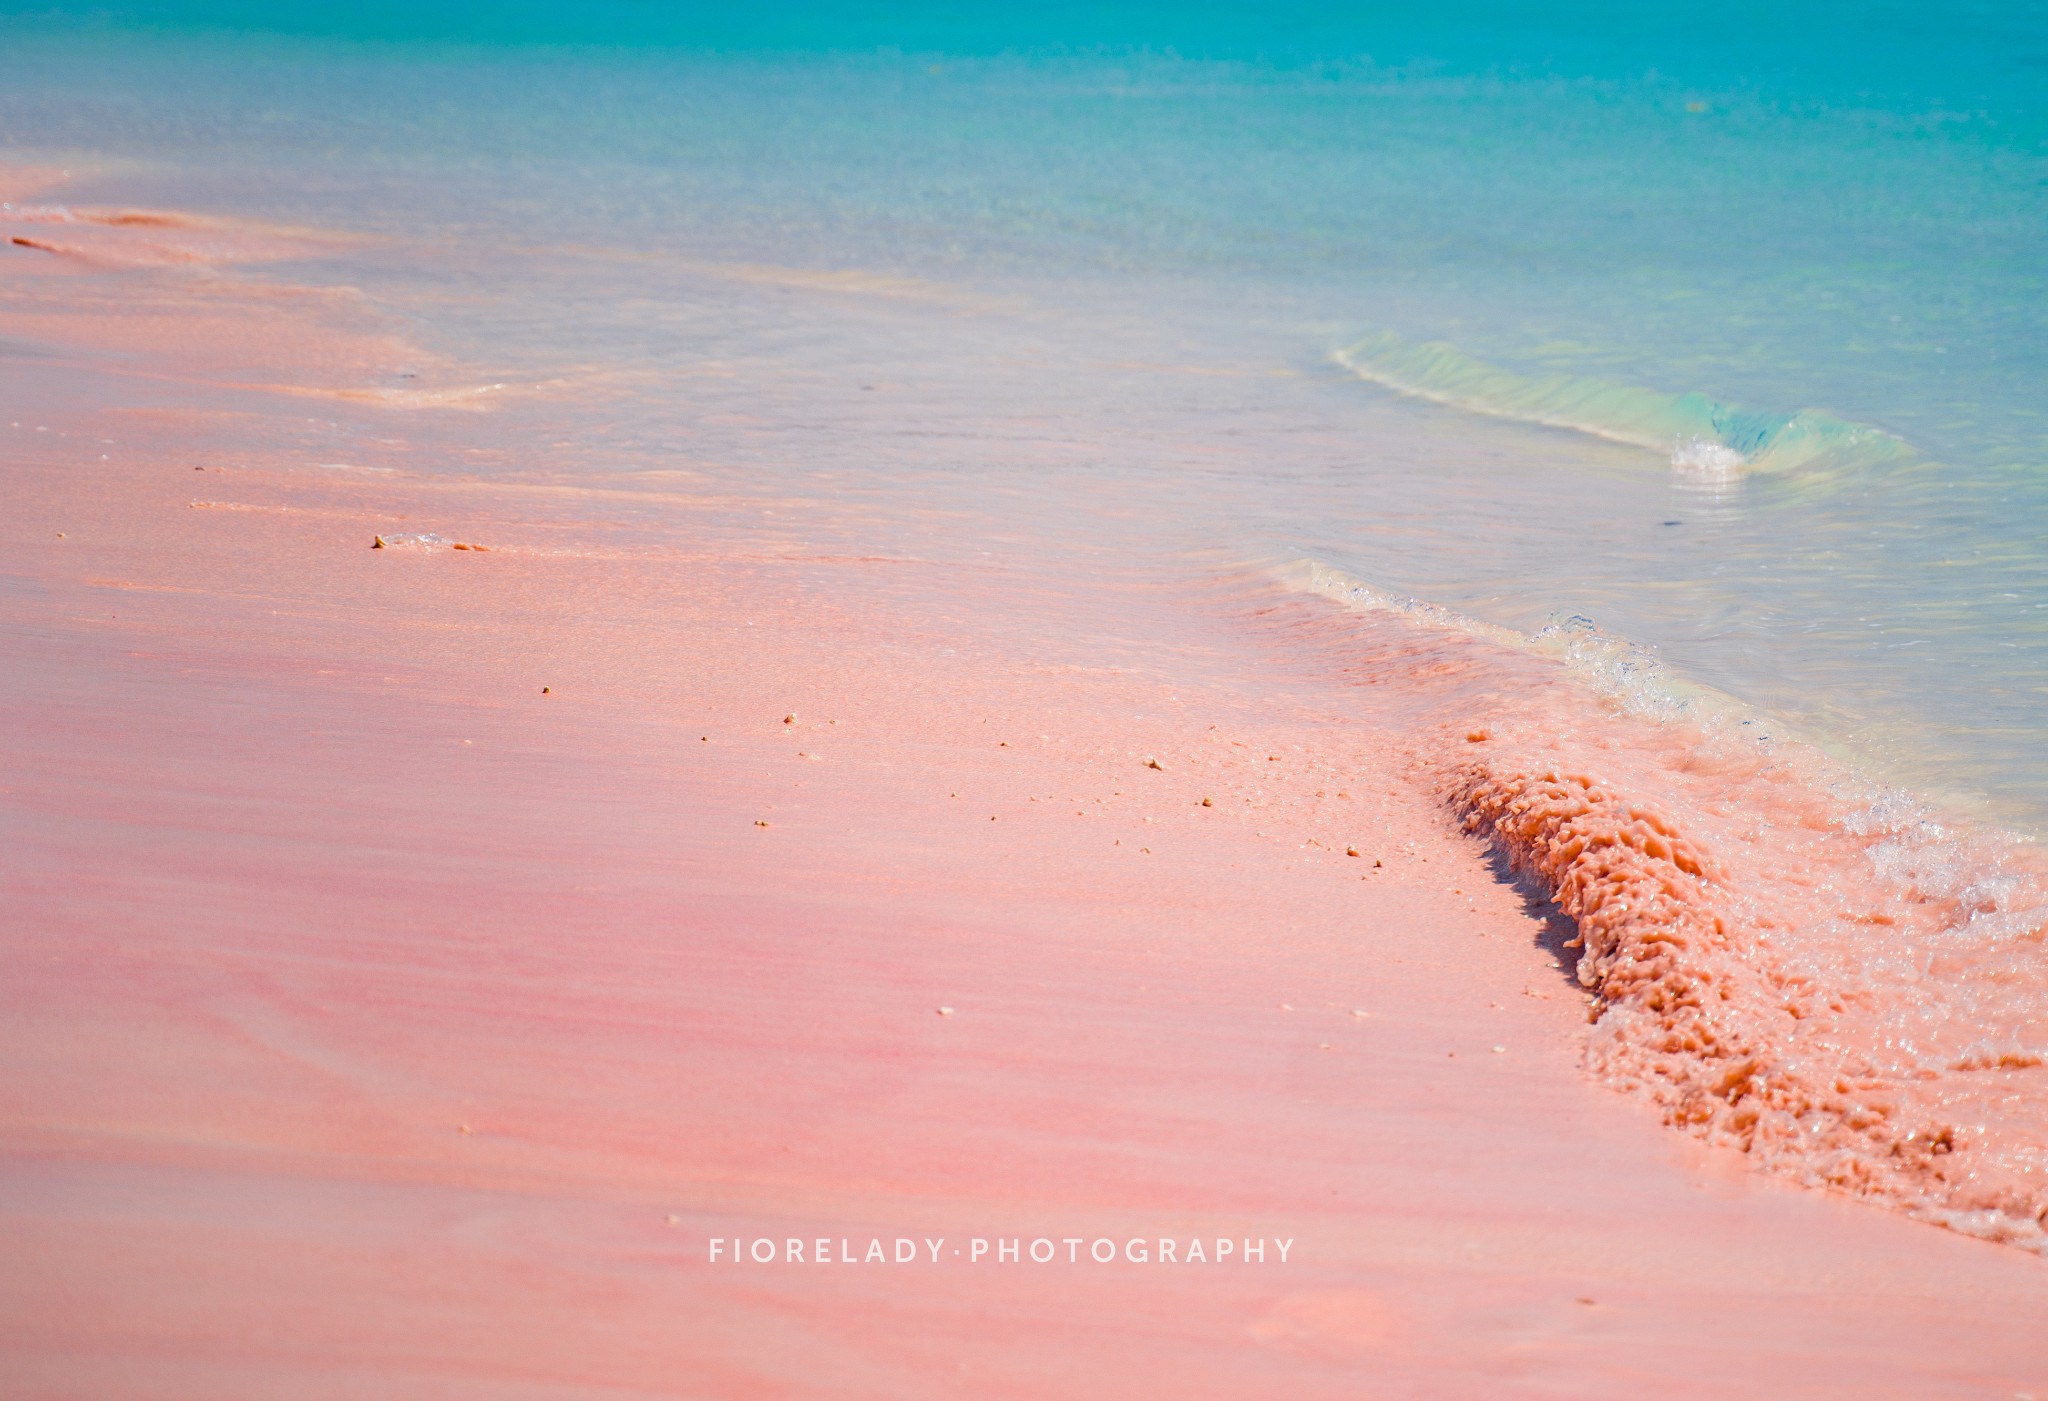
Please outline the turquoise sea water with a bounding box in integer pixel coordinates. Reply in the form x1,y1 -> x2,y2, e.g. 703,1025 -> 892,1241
4,3 -> 2045,823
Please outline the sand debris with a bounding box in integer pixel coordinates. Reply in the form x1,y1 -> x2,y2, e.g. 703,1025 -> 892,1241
371,532 -> 490,552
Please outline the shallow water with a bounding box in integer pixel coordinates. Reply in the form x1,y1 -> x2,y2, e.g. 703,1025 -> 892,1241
4,8 -> 2042,825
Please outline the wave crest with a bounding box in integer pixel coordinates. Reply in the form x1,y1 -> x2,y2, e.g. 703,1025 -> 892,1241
1334,331 -> 1913,481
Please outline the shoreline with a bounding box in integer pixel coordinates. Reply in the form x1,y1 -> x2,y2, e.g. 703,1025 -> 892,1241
5,179 -> 2048,1396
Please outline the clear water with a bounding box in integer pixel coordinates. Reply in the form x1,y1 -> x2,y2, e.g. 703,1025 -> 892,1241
2,2 -> 2044,824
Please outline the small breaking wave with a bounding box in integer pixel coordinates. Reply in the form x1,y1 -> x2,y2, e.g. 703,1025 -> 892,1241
1333,331 -> 1914,483
1286,559 -> 2048,1251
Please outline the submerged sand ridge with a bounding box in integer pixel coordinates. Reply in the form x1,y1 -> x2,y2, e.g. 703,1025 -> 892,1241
1,171 -> 503,410
5,169 -> 2048,1394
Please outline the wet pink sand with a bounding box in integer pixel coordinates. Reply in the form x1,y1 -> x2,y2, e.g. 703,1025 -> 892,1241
4,183 -> 2048,1398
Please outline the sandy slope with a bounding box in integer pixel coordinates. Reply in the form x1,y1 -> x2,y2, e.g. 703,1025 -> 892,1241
3,188 -> 2047,1399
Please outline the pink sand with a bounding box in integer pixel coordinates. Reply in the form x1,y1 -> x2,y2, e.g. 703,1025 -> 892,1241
4,178 -> 2048,1398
